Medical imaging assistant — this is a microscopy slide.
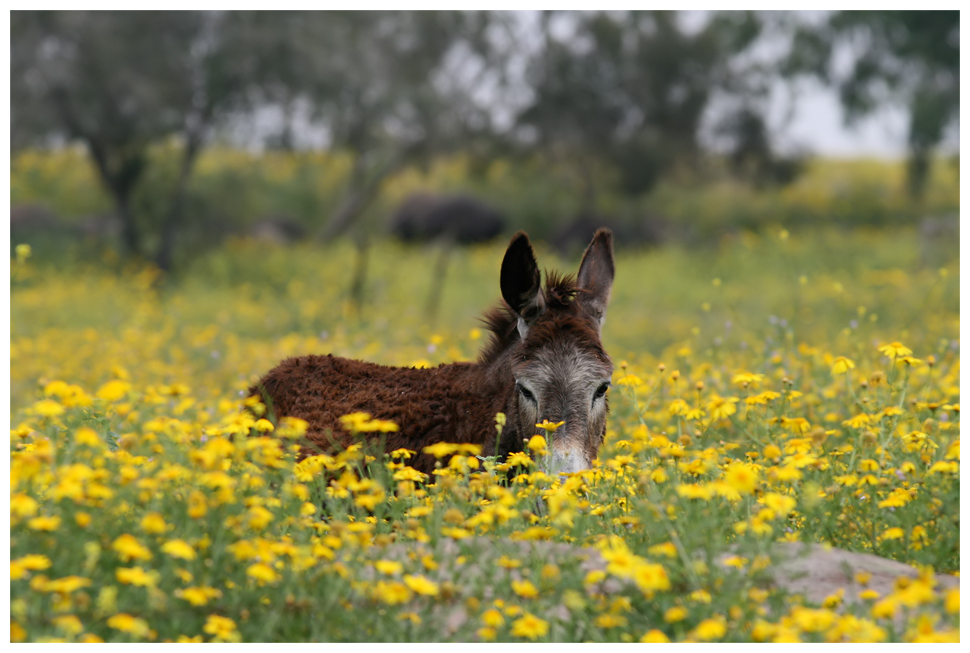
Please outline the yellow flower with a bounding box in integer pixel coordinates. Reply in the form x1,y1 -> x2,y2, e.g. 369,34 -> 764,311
668,398 -> 690,416
732,372 -> 765,388
877,488 -> 912,509
789,606 -> 836,632
878,527 -> 904,541
25,514 -> 60,531
203,614 -> 240,643
374,560 -> 404,575
511,613 -> 549,640
275,416 -> 309,439
692,615 -> 727,641
707,395 -> 739,421
33,399 -> 65,417
721,555 -> 747,569
771,465 -> 803,482
246,562 -> 280,583
690,588 -> 712,604
526,435 -> 548,455
106,613 -> 150,638
842,413 -> 871,429
403,574 -> 439,596
871,597 -> 898,619
831,356 -> 856,374
600,541 -> 639,578
74,427 -> 104,448
595,613 -> 627,628
535,420 -> 565,432
511,579 -> 539,599
505,451 -> 533,467
482,608 -> 504,627
746,390 -> 781,405
175,586 -> 222,606
112,534 -> 152,562
52,614 -> 84,637
927,460 -> 959,475
10,554 -> 52,580
944,587 -> 959,614
632,562 -> 671,593
664,606 -> 688,623
96,380 -> 131,402
399,612 -> 421,625
139,512 -> 168,535
10,493 -> 39,519
116,566 -> 158,587
373,581 -> 411,605
422,442 -> 461,459
722,462 -> 759,495
878,342 -> 912,359
676,483 -> 714,501
617,374 -> 643,387
761,492 -> 797,515
246,506 -> 274,531
648,542 -> 677,558
640,629 -> 671,643
161,539 -> 197,561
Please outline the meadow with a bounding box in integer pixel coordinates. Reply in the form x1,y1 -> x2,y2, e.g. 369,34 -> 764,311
9,224 -> 960,642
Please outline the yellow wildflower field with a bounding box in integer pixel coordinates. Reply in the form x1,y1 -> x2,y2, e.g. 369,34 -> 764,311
9,226 -> 959,642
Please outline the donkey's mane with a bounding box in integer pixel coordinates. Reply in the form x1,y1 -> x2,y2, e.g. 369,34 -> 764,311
478,270 -> 581,365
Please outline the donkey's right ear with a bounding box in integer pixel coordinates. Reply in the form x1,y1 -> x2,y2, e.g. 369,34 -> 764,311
500,231 -> 545,339
576,228 -> 614,332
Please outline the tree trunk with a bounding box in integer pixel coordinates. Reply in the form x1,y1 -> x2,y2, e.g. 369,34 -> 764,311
116,194 -> 142,259
349,235 -> 369,318
82,138 -> 146,260
425,242 -> 452,325
906,146 -> 930,200
155,138 -> 202,273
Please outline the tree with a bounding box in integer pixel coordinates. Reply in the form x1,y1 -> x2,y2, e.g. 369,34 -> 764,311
11,11 -> 253,270
783,10 -> 959,197
514,10 -> 764,212
282,11 -> 503,240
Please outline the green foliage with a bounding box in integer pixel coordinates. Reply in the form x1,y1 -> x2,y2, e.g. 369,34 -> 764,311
10,148 -> 961,259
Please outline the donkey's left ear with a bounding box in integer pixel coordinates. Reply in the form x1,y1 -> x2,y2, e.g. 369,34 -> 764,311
576,228 -> 614,331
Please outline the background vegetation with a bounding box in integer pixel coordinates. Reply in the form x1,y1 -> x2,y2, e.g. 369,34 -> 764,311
10,10 -> 960,271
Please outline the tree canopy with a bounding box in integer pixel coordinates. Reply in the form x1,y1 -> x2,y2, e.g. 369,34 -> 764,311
10,10 -> 957,269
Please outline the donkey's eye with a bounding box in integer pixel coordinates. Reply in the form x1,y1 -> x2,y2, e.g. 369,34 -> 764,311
594,382 -> 611,400
516,383 -> 536,403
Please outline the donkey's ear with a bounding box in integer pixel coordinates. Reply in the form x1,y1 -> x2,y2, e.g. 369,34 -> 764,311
576,228 -> 614,331
501,231 -> 545,338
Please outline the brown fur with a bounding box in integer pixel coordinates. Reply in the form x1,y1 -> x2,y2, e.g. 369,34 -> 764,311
251,230 -> 615,475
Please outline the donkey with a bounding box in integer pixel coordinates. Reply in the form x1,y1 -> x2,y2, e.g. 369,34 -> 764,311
251,229 -> 615,476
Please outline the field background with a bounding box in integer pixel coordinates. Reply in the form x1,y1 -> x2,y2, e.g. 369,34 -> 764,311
9,154 -> 961,643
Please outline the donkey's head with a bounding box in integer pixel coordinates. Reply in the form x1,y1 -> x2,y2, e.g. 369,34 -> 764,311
500,229 -> 615,474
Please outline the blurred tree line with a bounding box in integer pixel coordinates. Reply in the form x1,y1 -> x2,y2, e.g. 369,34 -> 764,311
10,10 -> 960,271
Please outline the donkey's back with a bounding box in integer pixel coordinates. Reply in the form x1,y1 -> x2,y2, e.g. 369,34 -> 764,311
253,354 -> 505,472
